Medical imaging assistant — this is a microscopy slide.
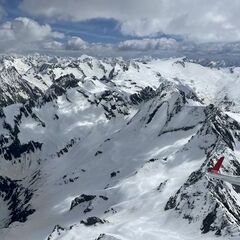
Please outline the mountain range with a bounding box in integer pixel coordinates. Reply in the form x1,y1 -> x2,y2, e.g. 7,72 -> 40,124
0,55 -> 240,240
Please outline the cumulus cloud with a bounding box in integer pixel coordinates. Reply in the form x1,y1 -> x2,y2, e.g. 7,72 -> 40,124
0,9 -> 239,57
0,17 -> 110,54
19,0 -> 240,42
43,41 -> 64,50
118,38 -> 179,51
0,17 -> 64,52
120,19 -> 164,37
38,39 -> 240,57
66,36 -> 87,50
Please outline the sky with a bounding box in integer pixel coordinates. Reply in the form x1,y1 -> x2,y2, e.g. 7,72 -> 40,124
1,0 -> 240,58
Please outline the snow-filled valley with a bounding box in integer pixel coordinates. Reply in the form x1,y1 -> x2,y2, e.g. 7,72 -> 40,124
0,55 -> 240,240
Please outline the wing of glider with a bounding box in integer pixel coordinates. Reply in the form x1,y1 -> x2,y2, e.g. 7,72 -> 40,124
207,156 -> 240,186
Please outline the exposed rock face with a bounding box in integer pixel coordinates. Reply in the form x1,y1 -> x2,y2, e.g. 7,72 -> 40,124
70,194 -> 96,211
80,217 -> 107,226
47,225 -> 69,240
165,105 -> 240,236
0,176 -> 35,228
0,66 -> 43,107
95,233 -> 120,240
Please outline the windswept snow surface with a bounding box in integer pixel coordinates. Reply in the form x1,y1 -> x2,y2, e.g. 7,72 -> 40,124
0,55 -> 239,240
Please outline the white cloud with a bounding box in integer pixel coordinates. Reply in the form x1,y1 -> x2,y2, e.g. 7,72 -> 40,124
43,41 -> 64,50
118,38 -> 179,51
0,13 -> 239,56
0,17 -> 64,52
19,0 -> 240,42
120,19 -> 163,37
66,37 -> 87,50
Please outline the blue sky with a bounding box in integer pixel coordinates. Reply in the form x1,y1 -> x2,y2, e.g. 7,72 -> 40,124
52,19 -> 127,43
1,0 -> 240,57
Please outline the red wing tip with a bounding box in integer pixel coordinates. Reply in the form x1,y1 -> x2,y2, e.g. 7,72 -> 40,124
208,156 -> 224,173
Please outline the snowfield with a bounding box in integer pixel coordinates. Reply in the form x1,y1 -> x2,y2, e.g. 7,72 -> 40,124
0,55 -> 239,240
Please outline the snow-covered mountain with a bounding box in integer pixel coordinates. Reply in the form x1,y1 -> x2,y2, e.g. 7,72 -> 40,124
0,55 -> 240,240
